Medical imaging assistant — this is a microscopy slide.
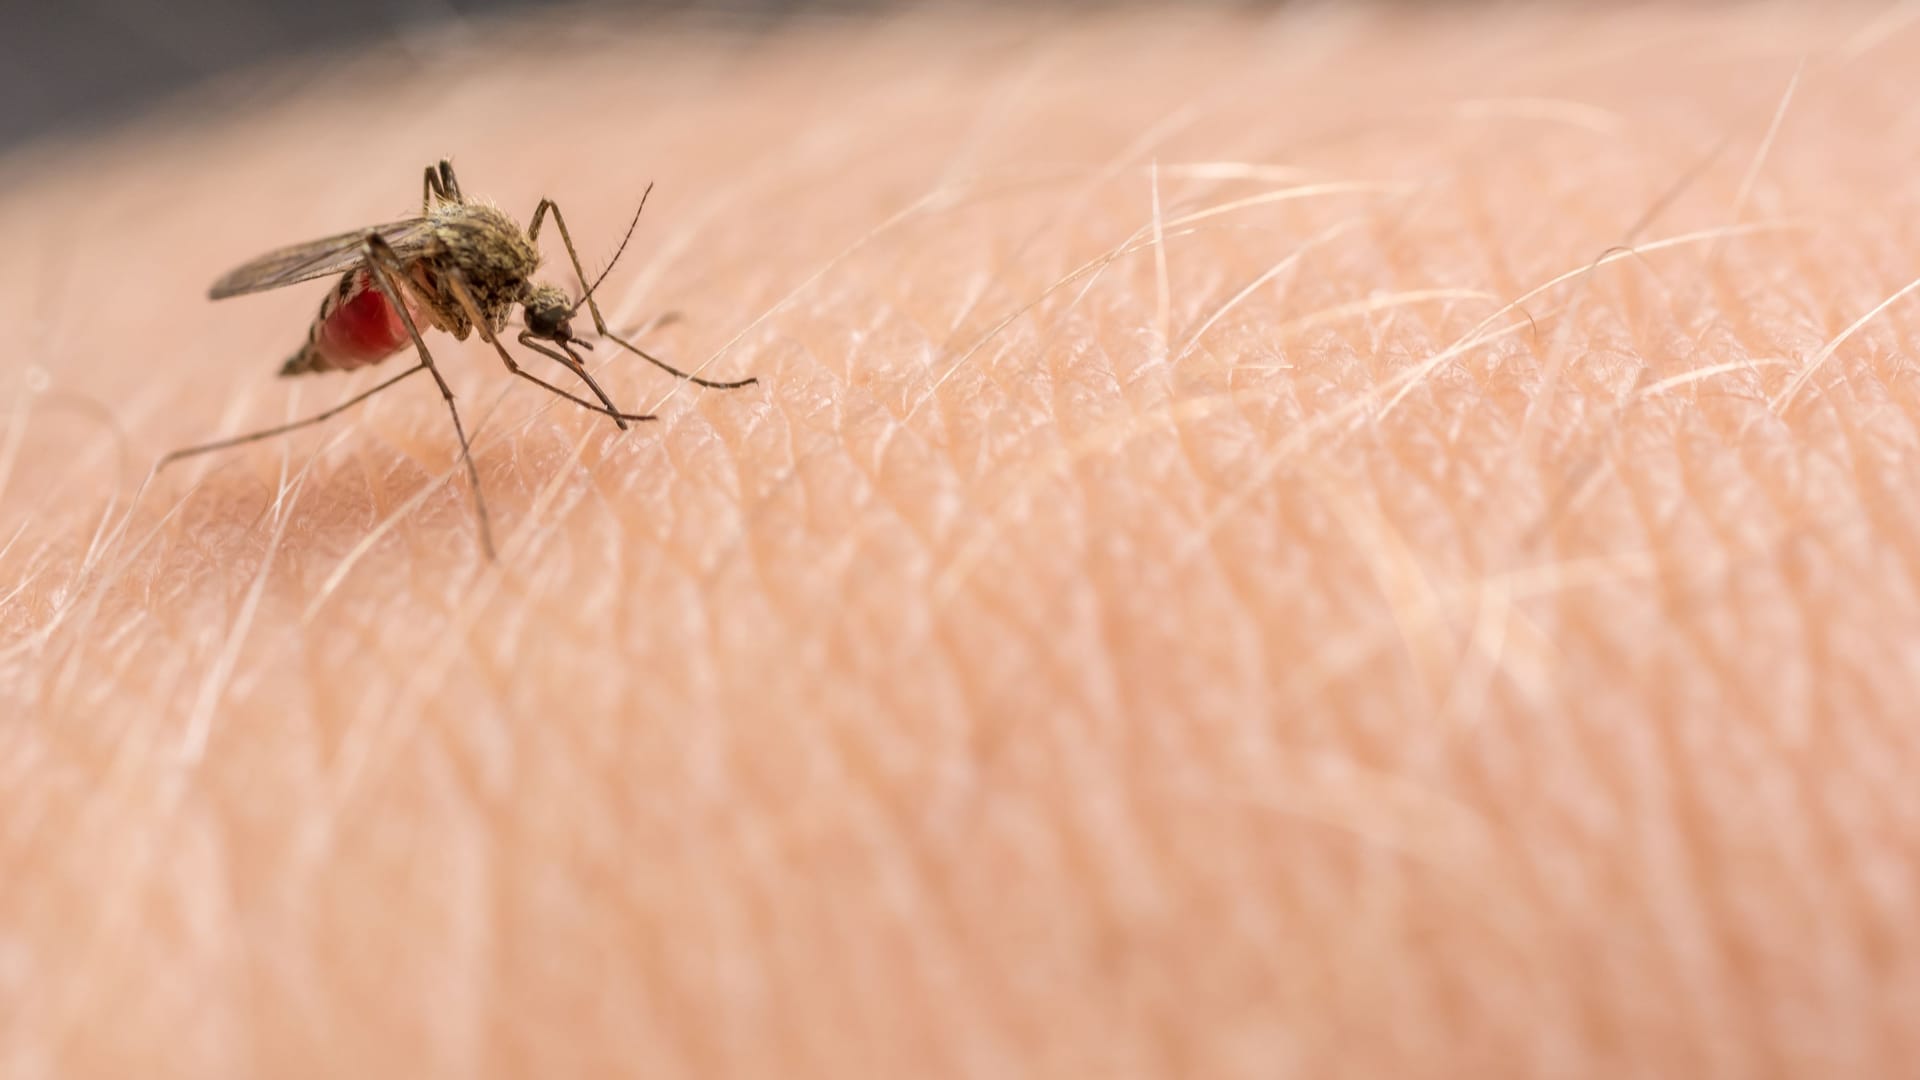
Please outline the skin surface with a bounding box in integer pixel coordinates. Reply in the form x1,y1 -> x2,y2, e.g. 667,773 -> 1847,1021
3,3 -> 1920,1076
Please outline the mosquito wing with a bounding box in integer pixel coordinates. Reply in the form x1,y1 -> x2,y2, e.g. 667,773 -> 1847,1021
208,218 -> 439,300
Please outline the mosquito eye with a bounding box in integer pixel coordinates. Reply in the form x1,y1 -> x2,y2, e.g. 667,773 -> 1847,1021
526,305 -> 571,340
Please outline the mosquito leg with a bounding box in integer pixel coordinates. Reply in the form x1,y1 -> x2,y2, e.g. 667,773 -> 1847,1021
441,271 -> 654,428
362,234 -> 497,560
421,160 -> 462,213
517,332 -> 657,425
158,362 -> 430,468
528,196 -> 758,390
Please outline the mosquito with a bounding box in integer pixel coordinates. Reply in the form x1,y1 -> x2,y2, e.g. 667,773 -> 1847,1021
162,159 -> 755,559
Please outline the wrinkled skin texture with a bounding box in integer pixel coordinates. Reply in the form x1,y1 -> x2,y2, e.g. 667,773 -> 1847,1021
2,5 -> 1919,1077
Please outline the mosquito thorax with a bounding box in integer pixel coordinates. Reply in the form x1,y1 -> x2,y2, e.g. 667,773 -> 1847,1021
431,203 -> 542,315
522,283 -> 574,342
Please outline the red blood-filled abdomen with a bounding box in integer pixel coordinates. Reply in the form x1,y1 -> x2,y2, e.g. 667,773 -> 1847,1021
315,276 -> 410,370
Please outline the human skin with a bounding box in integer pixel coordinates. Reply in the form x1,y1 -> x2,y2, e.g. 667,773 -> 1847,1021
2,2 -> 1919,1076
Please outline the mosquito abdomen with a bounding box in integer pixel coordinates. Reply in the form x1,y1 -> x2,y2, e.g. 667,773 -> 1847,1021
281,269 -> 415,377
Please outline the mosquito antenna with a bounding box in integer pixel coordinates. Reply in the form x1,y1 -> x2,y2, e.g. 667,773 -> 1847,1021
570,181 -> 652,316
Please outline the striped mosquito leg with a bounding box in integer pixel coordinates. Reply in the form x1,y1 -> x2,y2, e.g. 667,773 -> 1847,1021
157,362 -> 430,467
361,234 -> 498,561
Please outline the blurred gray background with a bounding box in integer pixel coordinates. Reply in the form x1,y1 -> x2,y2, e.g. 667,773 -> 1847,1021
0,0 -> 835,151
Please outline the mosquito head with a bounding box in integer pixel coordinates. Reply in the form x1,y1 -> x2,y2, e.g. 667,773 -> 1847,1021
522,283 -> 576,343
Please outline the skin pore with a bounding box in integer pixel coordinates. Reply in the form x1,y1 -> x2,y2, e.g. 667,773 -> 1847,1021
3,3 -> 1919,1076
